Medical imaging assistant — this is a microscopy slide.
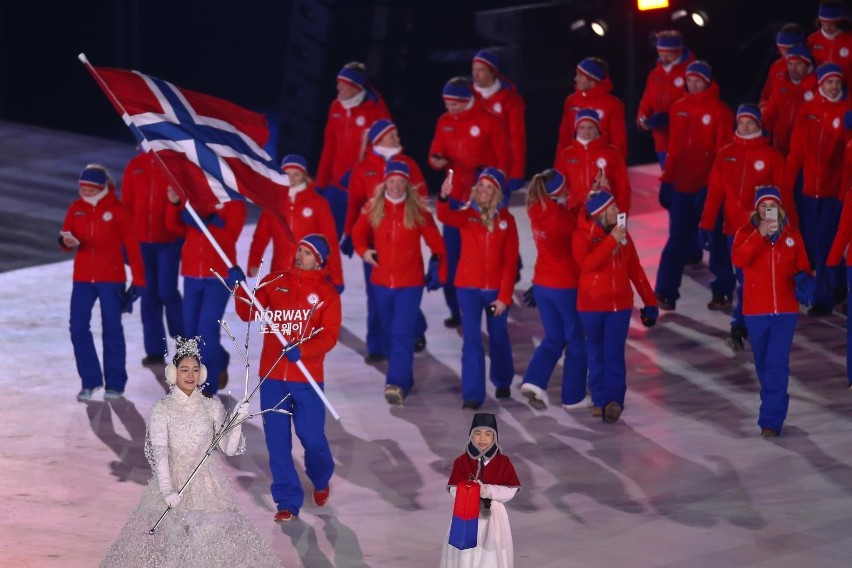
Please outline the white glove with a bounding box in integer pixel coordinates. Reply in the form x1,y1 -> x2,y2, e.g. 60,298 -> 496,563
233,400 -> 250,422
477,480 -> 492,499
216,400 -> 247,456
162,491 -> 181,508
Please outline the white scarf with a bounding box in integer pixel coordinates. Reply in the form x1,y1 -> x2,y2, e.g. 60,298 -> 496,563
473,78 -> 501,100
288,182 -> 307,200
81,186 -> 109,206
821,28 -> 841,40
736,130 -> 762,140
819,85 -> 842,103
373,146 -> 402,160
339,89 -> 366,110
385,192 -> 406,204
575,136 -> 592,147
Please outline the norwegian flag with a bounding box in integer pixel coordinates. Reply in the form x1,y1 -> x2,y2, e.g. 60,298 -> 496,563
80,54 -> 289,222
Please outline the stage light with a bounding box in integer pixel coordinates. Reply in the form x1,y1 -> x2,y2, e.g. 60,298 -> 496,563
570,18 -> 608,37
637,0 -> 669,10
691,10 -> 708,27
570,19 -> 587,32
590,20 -> 608,37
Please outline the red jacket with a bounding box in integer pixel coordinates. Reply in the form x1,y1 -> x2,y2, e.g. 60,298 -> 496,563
554,137 -> 631,214
429,105 -> 512,202
701,135 -> 794,236
808,29 -> 852,91
61,191 -> 145,286
121,152 -> 182,244
827,188 -> 852,267
343,151 -> 427,237
661,82 -> 734,193
473,79 -> 527,179
572,215 -> 656,312
637,51 -> 696,153
352,198 -> 447,288
732,218 -> 811,315
436,198 -> 519,305
762,72 -> 818,156
786,89 -> 852,198
247,184 -> 343,286
556,79 -> 627,159
759,57 -> 789,106
528,199 -> 579,289
315,87 -> 391,189
234,268 -> 341,383
166,200 -> 246,278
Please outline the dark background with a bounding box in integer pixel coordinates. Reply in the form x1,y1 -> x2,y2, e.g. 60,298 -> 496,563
0,0 -> 827,187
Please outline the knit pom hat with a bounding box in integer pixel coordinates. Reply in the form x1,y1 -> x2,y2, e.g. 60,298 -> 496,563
473,49 -> 500,73
384,160 -> 410,180
817,62 -> 844,84
736,103 -> 762,126
576,57 -> 607,82
544,169 -> 566,195
575,108 -> 601,129
368,119 -> 397,146
686,61 -> 712,84
776,29 -> 804,48
586,190 -> 615,217
442,79 -> 473,102
337,65 -> 366,89
477,167 -> 506,191
819,3 -> 847,22
280,154 -> 308,175
79,166 -> 107,189
465,412 -> 500,460
754,185 -> 782,208
785,44 -> 814,65
299,234 -> 330,267
656,33 -> 684,52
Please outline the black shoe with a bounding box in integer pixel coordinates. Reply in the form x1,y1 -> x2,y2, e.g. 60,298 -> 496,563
444,316 -> 461,328
414,336 -> 427,353
807,305 -> 832,317
707,295 -> 731,311
364,353 -> 387,364
495,386 -> 511,399
142,354 -> 166,366
726,325 -> 747,352
603,402 -> 623,423
462,400 -> 482,410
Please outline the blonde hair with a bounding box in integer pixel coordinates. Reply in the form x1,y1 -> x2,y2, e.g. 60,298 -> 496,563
525,170 -> 557,211
473,180 -> 504,232
367,179 -> 428,229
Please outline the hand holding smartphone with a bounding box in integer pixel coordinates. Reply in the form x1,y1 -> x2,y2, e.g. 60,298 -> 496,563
60,231 -> 80,247
616,212 -> 627,229
765,207 -> 778,233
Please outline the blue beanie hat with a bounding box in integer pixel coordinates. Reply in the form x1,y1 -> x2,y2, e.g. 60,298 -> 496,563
299,234 -> 330,267
736,104 -> 762,126
577,58 -> 607,82
575,108 -> 601,128
776,30 -> 804,47
656,33 -> 684,52
785,44 -> 814,65
586,190 -> 615,217
819,3 -> 847,21
337,65 -> 366,89
686,61 -> 712,84
280,154 -> 308,174
477,167 -> 506,191
545,169 -> 566,195
754,185 -> 782,208
473,49 -> 500,73
385,160 -> 410,180
817,62 -> 844,84
442,79 -> 473,102
79,166 -> 107,189
368,119 -> 397,146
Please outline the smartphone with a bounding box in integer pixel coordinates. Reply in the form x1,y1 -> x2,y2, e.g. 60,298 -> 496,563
372,251 -> 379,263
617,212 -> 627,228
765,207 -> 777,220
486,304 -> 497,317
60,231 -> 80,246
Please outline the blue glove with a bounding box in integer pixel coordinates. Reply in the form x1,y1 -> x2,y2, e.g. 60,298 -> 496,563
698,228 -> 714,251
522,286 -> 536,308
225,266 -> 246,288
122,285 -> 141,314
180,208 -> 202,230
425,255 -> 442,291
844,110 -> 852,130
338,170 -> 352,189
339,235 -> 354,258
335,284 -> 345,294
284,344 -> 301,363
205,213 -> 225,228
794,272 -> 816,307
645,112 -> 669,129
507,178 -> 525,193
659,182 -> 674,210
640,305 -> 659,327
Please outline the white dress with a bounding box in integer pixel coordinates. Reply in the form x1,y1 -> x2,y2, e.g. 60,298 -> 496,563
439,483 -> 519,568
100,388 -> 280,568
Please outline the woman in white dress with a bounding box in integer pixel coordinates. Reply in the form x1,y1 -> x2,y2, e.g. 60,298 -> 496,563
100,337 -> 280,568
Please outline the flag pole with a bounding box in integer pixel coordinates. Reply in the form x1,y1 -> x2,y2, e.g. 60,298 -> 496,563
78,53 -> 341,420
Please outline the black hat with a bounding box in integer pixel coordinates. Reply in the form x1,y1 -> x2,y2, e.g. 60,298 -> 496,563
466,413 -> 500,459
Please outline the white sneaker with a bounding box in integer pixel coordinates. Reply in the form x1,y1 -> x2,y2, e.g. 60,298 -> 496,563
520,383 -> 548,410
103,389 -> 124,400
562,395 -> 593,411
76,388 -> 98,401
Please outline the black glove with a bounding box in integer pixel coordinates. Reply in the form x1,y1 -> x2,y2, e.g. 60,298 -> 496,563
522,286 -> 536,308
339,235 -> 354,258
640,306 -> 659,328
424,255 -> 442,291
698,228 -> 714,251
122,285 -> 141,314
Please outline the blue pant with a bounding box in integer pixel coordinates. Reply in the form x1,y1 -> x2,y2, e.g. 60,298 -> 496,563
523,286 -> 588,404
745,314 -> 798,433
139,241 -> 184,357
374,285 -> 423,395
442,197 -> 463,320
183,277 -> 230,394
321,185 -> 348,240
727,236 -> 745,329
578,310 -> 631,409
362,262 -> 385,356
260,380 -> 334,516
800,196 -> 843,310
457,288 -> 515,404
70,282 -> 128,392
